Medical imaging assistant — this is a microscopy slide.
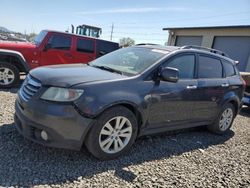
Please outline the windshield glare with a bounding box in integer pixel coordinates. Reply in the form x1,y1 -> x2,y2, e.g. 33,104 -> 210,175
90,47 -> 168,75
34,30 -> 48,45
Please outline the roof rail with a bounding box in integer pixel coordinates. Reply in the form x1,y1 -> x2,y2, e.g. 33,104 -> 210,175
135,43 -> 159,46
180,45 -> 229,57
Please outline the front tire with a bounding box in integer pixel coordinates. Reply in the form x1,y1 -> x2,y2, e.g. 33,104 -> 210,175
0,62 -> 20,88
85,106 -> 138,160
207,103 -> 235,135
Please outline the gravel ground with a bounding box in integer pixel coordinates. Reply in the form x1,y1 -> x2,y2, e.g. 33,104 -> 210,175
0,88 -> 249,188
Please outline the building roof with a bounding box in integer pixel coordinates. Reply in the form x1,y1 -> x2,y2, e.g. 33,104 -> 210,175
163,25 -> 250,31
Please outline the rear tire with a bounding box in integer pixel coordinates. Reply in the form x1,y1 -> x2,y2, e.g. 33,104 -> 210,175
0,62 -> 20,88
207,103 -> 235,135
85,106 -> 138,160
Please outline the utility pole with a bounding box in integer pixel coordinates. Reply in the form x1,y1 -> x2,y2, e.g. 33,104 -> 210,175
110,23 -> 114,41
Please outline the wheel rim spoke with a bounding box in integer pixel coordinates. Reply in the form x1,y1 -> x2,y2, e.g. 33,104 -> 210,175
119,133 -> 131,138
118,118 -> 127,129
115,117 -> 121,129
117,137 -> 124,148
100,129 -> 112,136
120,127 -> 132,134
100,137 -> 112,148
3,78 -> 9,84
3,68 -> 9,74
7,74 -> 14,79
103,139 -> 113,151
114,139 -> 119,151
105,122 -> 114,132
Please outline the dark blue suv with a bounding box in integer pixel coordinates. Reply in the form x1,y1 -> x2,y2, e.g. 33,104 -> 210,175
15,45 -> 245,160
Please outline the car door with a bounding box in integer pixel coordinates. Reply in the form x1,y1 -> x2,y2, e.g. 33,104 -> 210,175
147,53 -> 199,128
41,33 -> 73,65
74,37 -> 96,64
192,54 -> 229,121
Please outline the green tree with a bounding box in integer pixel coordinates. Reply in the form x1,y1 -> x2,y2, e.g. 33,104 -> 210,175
119,37 -> 135,47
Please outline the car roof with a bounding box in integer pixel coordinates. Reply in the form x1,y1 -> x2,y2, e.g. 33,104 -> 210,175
43,30 -> 118,43
135,44 -> 179,52
134,44 -> 236,64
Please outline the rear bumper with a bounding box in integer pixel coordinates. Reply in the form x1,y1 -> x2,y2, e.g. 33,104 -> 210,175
14,96 -> 94,150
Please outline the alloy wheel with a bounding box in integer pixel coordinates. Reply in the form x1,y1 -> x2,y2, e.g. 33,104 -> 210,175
219,108 -> 233,131
99,116 -> 133,154
0,67 -> 15,85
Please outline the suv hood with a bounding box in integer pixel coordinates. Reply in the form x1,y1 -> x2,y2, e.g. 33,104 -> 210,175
0,41 -> 35,50
30,64 -> 126,87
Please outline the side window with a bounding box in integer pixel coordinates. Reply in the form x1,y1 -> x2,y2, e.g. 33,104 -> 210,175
77,38 -> 94,53
222,60 -> 235,77
198,56 -> 222,78
165,55 -> 195,79
48,34 -> 71,50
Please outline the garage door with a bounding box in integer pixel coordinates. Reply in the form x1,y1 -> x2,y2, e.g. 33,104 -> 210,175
213,36 -> 250,71
175,36 -> 202,46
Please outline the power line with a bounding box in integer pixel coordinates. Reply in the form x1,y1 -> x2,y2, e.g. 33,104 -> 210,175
102,35 -> 167,41
113,11 -> 250,25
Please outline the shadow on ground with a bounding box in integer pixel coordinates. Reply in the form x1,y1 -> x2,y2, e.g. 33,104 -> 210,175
0,123 -> 234,187
239,106 -> 250,117
0,78 -> 24,93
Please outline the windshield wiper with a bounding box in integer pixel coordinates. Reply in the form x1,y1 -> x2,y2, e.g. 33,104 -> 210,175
91,65 -> 123,75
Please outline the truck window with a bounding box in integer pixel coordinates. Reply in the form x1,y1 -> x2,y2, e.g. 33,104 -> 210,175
48,34 -> 71,50
77,38 -> 94,53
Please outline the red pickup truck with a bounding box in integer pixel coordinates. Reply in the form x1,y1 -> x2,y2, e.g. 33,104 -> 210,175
0,30 -> 119,87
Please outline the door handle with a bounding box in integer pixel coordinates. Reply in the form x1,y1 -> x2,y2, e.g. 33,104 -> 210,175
186,85 -> 197,89
221,83 -> 229,87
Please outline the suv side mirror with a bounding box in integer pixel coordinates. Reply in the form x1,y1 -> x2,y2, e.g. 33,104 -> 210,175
160,67 -> 179,83
43,43 -> 51,51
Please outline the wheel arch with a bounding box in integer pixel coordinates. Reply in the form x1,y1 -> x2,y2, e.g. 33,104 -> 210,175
222,97 -> 240,116
0,49 -> 30,73
96,101 -> 144,130
80,101 -> 145,146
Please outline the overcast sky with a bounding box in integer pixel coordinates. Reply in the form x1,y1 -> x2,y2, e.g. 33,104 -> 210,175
1,0 -> 250,44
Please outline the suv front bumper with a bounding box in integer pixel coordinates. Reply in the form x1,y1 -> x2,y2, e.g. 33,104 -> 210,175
14,96 -> 94,150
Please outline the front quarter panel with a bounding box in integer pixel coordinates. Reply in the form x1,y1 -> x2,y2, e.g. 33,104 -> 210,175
73,78 -> 154,125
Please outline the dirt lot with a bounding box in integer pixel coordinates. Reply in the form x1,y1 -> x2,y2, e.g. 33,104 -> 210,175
0,88 -> 249,188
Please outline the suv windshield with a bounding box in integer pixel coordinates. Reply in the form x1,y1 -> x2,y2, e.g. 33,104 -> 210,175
89,47 -> 168,76
34,30 -> 48,46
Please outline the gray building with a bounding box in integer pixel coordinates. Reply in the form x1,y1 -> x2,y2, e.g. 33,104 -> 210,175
163,25 -> 250,71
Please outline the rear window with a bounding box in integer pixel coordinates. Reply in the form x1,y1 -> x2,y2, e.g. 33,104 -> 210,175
77,38 -> 94,53
222,60 -> 236,77
198,55 -> 222,78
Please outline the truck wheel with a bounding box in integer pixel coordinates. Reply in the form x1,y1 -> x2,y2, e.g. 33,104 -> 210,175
0,62 -> 20,88
207,103 -> 235,135
85,106 -> 138,160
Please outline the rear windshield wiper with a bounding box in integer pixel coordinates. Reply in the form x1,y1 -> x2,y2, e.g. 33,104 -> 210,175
91,65 -> 123,75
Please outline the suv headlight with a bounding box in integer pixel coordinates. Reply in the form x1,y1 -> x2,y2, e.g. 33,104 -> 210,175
41,87 -> 84,102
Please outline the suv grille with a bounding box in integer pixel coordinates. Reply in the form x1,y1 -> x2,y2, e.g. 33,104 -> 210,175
19,75 -> 41,102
